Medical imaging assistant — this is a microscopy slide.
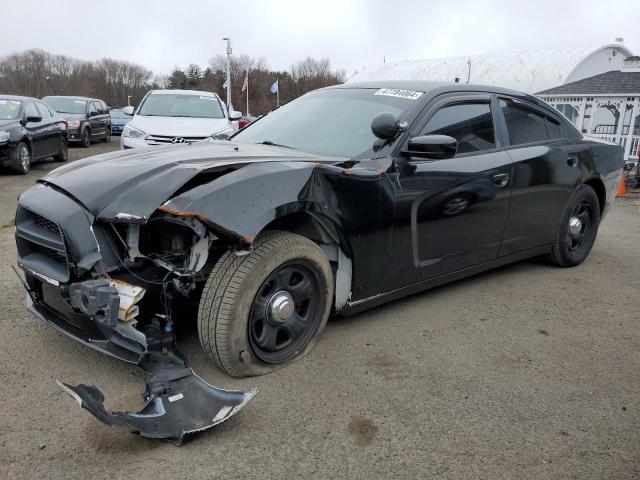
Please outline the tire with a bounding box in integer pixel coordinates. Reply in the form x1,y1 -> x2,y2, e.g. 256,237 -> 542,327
548,184 -> 601,267
80,128 -> 91,148
103,127 -> 111,143
10,142 -> 31,175
198,230 -> 334,377
53,136 -> 68,162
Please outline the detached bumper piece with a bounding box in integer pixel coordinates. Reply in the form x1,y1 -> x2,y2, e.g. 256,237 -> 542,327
19,274 -> 257,445
57,351 -> 257,445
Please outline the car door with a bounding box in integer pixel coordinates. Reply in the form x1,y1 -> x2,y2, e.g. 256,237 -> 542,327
496,96 -> 584,256
35,102 -> 58,155
87,101 -> 100,137
23,102 -> 47,159
389,94 -> 514,287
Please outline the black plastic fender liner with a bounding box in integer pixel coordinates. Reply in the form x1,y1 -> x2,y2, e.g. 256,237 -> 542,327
56,351 -> 258,445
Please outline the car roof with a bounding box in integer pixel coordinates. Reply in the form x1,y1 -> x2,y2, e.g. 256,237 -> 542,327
0,94 -> 37,102
148,89 -> 219,97
331,80 -> 526,97
326,80 -> 552,112
42,95 -> 104,102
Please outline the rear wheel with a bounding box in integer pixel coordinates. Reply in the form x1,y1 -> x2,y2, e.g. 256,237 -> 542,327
53,136 -> 68,162
197,230 -> 334,377
81,128 -> 91,148
10,142 -> 31,175
549,184 -> 600,267
103,127 -> 111,143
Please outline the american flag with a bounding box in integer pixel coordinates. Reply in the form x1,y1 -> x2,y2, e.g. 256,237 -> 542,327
241,73 -> 248,92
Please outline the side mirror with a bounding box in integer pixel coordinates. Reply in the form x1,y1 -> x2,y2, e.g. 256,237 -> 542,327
212,132 -> 231,140
229,110 -> 242,121
25,114 -> 42,123
122,106 -> 135,116
89,110 -> 99,117
403,134 -> 457,160
371,112 -> 401,140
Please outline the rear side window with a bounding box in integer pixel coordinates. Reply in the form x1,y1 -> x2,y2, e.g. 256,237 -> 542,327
500,98 -> 560,145
421,102 -> 496,154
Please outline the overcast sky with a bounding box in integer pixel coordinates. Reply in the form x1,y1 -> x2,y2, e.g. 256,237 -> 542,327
2,0 -> 639,76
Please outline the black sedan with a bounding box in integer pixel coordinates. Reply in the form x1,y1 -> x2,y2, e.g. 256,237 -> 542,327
42,96 -> 111,147
0,95 -> 68,174
16,81 -> 624,377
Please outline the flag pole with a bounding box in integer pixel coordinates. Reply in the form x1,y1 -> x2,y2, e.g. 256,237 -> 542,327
276,78 -> 279,108
246,70 -> 249,116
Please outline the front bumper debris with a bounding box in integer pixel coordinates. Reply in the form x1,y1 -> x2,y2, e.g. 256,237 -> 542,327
19,273 -> 257,445
57,350 -> 257,445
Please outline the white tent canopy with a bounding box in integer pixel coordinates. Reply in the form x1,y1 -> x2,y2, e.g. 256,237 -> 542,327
347,44 -> 633,94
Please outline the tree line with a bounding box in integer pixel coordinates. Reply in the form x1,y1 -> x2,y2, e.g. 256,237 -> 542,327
0,49 -> 346,116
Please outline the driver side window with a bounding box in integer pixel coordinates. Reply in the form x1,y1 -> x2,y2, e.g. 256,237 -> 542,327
421,102 -> 496,155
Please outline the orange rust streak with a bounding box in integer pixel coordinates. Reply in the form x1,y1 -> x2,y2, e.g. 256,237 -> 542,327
157,205 -> 208,222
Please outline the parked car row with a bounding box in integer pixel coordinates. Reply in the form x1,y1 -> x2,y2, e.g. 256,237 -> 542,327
0,95 -> 68,174
1,88 -> 258,173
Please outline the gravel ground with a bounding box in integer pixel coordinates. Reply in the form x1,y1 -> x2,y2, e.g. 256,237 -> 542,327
0,140 -> 638,479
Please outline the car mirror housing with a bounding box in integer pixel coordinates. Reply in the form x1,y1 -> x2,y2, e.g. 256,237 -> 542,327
212,132 -> 231,140
25,115 -> 42,123
403,134 -> 457,160
230,110 -> 242,120
122,106 -> 135,116
371,112 -> 401,140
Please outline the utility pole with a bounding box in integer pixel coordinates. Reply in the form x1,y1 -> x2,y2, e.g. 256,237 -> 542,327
222,37 -> 232,110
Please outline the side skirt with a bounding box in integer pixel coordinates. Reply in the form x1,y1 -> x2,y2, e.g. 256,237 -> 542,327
339,245 -> 551,316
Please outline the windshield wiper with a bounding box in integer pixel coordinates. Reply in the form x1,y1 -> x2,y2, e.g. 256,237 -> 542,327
258,140 -> 294,149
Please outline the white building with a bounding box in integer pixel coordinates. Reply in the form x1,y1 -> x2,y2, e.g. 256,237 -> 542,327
537,55 -> 640,161
348,44 -> 633,94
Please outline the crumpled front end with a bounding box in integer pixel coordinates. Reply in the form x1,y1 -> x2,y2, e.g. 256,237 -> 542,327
15,182 -> 256,444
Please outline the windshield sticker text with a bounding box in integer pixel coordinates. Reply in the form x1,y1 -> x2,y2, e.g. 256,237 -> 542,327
374,88 -> 423,100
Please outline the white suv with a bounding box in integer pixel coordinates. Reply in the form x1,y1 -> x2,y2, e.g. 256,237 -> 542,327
120,89 -> 240,149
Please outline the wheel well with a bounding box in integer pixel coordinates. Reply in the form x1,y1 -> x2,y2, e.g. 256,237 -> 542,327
584,178 -> 606,214
262,212 -> 353,310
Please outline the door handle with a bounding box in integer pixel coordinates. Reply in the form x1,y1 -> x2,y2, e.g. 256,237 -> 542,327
493,173 -> 509,188
567,155 -> 579,167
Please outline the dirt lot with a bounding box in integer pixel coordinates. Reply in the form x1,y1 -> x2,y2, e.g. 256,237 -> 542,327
0,140 -> 638,479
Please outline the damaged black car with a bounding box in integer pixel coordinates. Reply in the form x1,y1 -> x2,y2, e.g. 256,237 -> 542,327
15,81 -> 623,441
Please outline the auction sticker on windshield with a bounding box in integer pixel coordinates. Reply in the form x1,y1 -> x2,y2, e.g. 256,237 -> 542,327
374,88 -> 423,100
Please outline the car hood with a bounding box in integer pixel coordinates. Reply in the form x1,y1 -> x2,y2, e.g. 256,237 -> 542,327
0,119 -> 18,130
58,113 -> 86,121
40,140 -> 338,221
130,115 -> 231,137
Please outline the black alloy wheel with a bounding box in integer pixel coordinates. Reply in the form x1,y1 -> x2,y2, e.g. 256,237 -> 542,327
248,261 -> 323,364
549,184 -> 600,267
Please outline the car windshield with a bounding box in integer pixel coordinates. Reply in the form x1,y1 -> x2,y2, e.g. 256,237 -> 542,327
233,88 -> 419,157
44,98 -> 87,114
138,94 -> 225,118
110,109 -> 132,119
0,99 -> 22,120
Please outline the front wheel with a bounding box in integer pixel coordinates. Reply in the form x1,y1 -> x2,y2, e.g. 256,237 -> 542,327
549,184 -> 601,267
198,230 -> 334,377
